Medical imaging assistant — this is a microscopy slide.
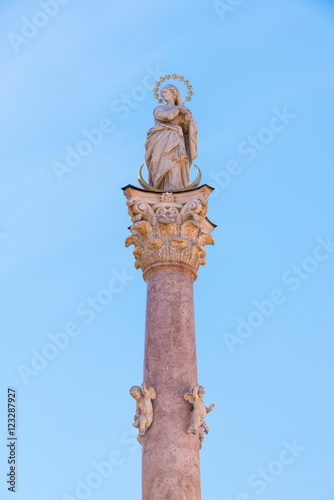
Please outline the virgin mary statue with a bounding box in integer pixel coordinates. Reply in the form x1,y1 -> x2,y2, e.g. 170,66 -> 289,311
145,84 -> 197,191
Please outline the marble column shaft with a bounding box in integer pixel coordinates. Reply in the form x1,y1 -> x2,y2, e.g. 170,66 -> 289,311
123,184 -> 215,500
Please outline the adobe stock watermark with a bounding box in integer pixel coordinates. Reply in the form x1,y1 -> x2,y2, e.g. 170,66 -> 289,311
223,235 -> 334,353
213,0 -> 245,21
61,425 -> 140,500
209,107 -> 296,198
7,0 -> 71,53
234,439 -> 306,500
52,65 -> 163,183
17,268 -> 135,385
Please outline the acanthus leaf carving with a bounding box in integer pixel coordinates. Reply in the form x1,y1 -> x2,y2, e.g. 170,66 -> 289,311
123,186 -> 215,277
125,235 -> 139,248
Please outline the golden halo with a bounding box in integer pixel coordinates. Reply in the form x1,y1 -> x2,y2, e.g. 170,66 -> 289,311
153,74 -> 194,104
138,165 -> 201,192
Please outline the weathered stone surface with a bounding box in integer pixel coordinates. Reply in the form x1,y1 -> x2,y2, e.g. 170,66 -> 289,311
123,185 -> 215,281
142,266 -> 201,500
123,184 -> 216,500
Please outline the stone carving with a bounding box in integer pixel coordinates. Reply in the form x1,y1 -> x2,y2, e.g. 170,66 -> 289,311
123,185 -> 215,279
184,385 -> 215,449
130,383 -> 157,444
145,84 -> 197,191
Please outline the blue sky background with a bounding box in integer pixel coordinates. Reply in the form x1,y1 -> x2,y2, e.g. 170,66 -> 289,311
1,1 -> 334,499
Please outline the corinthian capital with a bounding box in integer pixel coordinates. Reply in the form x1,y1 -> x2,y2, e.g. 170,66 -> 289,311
123,185 -> 216,281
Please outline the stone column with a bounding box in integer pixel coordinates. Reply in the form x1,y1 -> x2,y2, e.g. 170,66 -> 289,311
123,185 -> 215,500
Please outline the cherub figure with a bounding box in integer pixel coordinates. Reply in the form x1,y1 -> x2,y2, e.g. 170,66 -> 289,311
184,385 -> 215,449
130,383 -> 157,444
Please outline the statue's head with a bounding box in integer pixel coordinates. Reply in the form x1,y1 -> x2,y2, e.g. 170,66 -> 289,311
198,386 -> 205,399
160,84 -> 184,106
130,386 -> 142,401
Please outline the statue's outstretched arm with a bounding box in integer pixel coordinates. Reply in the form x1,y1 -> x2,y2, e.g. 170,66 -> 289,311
206,404 -> 215,414
141,383 -> 150,398
192,385 -> 200,399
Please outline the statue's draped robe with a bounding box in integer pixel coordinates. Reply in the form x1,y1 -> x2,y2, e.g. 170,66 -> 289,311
145,105 -> 198,190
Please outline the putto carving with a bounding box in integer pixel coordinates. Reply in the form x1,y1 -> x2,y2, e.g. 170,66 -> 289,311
130,383 -> 157,444
184,385 -> 215,449
123,185 -> 215,279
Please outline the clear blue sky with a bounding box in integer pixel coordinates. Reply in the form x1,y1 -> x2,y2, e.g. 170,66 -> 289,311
1,1 -> 334,499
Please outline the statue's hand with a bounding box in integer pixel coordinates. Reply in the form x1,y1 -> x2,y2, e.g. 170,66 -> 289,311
192,385 -> 200,397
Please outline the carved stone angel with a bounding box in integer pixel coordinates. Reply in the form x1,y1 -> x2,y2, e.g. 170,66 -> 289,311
145,84 -> 197,191
184,385 -> 214,449
130,383 -> 157,444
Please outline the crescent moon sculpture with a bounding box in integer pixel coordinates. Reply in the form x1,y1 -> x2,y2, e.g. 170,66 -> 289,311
138,165 -> 202,193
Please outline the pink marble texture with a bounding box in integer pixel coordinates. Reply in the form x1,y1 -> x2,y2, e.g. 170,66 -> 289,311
142,264 -> 201,500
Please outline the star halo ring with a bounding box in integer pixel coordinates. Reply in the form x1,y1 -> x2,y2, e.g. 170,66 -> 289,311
153,74 -> 194,104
